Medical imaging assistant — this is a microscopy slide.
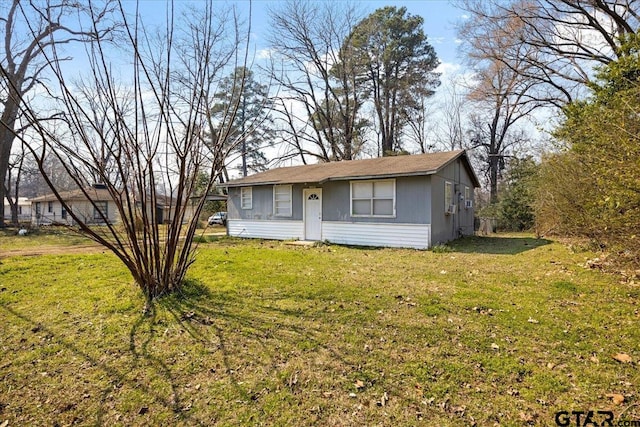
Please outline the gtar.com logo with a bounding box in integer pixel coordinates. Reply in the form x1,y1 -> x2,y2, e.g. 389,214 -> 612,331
555,410 -> 640,426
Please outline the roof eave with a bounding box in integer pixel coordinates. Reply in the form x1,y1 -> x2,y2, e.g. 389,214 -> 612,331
322,170 -> 439,183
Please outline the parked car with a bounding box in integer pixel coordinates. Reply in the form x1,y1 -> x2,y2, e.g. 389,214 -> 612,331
208,212 -> 227,226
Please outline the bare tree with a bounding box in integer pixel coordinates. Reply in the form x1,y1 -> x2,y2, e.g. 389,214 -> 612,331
466,59 -> 538,203
3,1 -> 249,309
3,140 -> 25,224
268,0 -> 366,162
434,74 -> 469,152
456,2 -> 547,203
456,0 -> 640,107
0,0 -> 117,227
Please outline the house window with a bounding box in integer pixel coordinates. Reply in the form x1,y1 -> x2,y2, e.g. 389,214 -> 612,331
18,206 -> 22,215
273,185 -> 292,217
445,181 -> 454,213
464,186 -> 472,209
35,202 -> 41,216
61,205 -> 67,219
47,201 -> 53,213
94,201 -> 108,220
241,187 -> 252,210
350,179 -> 395,217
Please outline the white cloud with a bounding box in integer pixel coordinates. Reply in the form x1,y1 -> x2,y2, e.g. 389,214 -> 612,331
256,48 -> 274,60
435,61 -> 463,77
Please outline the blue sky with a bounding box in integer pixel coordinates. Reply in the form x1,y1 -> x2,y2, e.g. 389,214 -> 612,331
131,0 -> 465,67
239,0 -> 464,65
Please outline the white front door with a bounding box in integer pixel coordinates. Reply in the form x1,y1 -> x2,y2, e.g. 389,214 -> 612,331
304,189 -> 322,241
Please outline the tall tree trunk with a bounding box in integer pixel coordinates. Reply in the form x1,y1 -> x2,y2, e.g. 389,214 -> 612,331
0,107 -> 18,228
489,153 -> 499,204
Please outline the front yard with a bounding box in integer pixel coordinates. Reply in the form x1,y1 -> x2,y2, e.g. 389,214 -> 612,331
0,232 -> 638,426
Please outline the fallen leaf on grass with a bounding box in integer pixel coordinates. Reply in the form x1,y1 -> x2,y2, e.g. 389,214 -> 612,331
377,392 -> 389,407
606,393 -> 625,405
491,343 -> 500,350
613,353 -> 632,363
527,317 -> 539,324
354,380 -> 365,390
519,412 -> 537,423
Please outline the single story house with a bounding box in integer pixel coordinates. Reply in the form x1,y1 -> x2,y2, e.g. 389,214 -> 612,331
30,186 -> 196,226
224,149 -> 480,249
3,197 -> 32,222
153,194 -> 197,225
30,187 -> 119,226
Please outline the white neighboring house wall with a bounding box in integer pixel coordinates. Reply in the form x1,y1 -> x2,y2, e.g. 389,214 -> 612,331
29,188 -> 195,226
32,199 -> 118,226
227,219 -> 431,249
3,197 -> 32,222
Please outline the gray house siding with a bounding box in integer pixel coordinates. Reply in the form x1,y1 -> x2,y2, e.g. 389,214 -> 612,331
225,151 -> 478,249
321,176 -> 431,224
229,177 -> 432,225
228,184 -> 305,221
430,158 -> 476,245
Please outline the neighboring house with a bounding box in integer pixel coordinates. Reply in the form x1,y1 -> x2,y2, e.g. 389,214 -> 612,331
3,197 -> 32,223
30,186 -> 197,226
153,194 -> 197,224
30,187 -> 119,226
224,150 -> 480,249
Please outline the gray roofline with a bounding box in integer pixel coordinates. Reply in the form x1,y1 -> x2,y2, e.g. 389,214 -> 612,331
223,150 -> 481,188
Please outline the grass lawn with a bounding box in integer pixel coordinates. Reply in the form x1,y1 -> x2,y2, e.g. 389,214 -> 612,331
1,232 -> 639,426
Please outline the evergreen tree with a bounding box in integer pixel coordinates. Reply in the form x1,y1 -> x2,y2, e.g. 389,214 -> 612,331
498,157 -> 538,231
538,34 -> 640,263
210,67 -> 273,177
345,6 -> 440,155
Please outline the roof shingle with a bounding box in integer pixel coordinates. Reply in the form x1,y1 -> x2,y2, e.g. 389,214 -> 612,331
225,150 -> 480,187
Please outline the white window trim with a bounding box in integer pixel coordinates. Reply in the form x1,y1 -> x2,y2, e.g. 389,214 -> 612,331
445,181 -> 454,214
464,186 -> 472,209
273,184 -> 293,217
350,179 -> 396,218
240,187 -> 252,210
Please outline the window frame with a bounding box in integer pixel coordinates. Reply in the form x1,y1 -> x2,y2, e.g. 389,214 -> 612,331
240,187 -> 253,210
273,184 -> 293,217
444,181 -> 454,214
93,201 -> 108,220
47,201 -> 53,213
350,179 -> 396,218
464,186 -> 471,209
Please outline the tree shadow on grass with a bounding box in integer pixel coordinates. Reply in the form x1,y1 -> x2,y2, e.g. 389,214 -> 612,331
158,278 -> 357,383
447,235 -> 552,255
1,304 -> 209,427
2,279 -> 351,426
2,274 -> 453,425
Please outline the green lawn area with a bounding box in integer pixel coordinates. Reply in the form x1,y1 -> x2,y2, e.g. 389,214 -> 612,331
1,232 -> 638,426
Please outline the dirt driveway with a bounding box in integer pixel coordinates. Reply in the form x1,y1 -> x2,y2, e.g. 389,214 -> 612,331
0,231 -> 226,259
0,243 -> 106,259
